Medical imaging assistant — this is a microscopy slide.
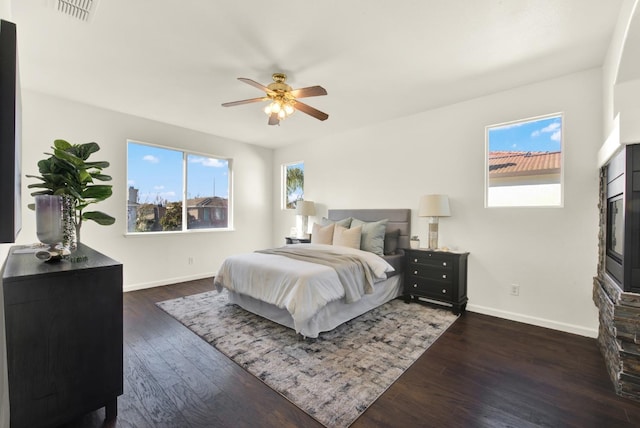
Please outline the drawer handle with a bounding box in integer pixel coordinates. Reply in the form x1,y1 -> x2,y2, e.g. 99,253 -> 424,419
414,258 -> 418,263
442,262 -> 447,267
442,289 -> 446,294
413,284 -> 418,288
414,270 -> 418,275
442,274 -> 447,279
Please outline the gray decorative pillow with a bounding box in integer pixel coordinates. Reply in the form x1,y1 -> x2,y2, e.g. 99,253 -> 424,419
351,218 -> 388,256
319,217 -> 352,228
384,229 -> 401,255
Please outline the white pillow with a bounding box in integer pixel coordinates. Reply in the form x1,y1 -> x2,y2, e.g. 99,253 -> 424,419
311,223 -> 335,245
333,225 -> 362,249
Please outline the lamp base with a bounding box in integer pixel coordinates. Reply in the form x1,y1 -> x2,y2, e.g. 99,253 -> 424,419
297,215 -> 309,239
428,217 -> 439,249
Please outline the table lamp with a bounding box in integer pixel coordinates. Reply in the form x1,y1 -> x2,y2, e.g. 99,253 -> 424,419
418,194 -> 451,249
296,200 -> 315,238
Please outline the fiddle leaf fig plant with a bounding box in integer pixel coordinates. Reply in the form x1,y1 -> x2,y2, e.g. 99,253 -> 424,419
27,139 -> 115,242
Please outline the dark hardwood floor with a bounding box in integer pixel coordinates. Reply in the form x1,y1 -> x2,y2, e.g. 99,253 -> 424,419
62,278 -> 640,428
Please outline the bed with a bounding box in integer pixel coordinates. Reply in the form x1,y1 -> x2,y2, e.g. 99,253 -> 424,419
214,209 -> 411,338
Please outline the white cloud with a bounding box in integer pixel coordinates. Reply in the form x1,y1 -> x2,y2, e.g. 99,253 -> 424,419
153,185 -> 165,190
143,154 -> 160,163
542,122 -> 561,133
550,130 -> 561,142
531,121 -> 561,138
189,156 -> 226,168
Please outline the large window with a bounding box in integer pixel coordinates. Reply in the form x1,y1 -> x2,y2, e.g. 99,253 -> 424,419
282,161 -> 304,209
485,113 -> 563,207
127,141 -> 231,233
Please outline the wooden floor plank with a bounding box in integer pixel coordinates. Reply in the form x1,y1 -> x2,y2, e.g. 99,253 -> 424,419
60,278 -> 640,427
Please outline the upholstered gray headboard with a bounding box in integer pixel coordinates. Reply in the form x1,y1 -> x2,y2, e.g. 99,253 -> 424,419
327,208 -> 411,249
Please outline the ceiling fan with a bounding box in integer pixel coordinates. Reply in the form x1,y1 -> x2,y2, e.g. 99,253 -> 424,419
222,73 -> 329,126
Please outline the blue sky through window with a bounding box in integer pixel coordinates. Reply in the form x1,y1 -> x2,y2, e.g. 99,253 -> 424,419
488,115 -> 562,153
127,142 -> 229,204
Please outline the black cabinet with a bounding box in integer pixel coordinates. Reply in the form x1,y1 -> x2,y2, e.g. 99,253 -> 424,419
285,237 -> 311,244
404,248 -> 469,314
1,243 -> 123,428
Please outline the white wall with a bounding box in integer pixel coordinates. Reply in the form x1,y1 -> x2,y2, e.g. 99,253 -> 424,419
16,90 -> 273,290
274,68 -> 602,337
603,0 -> 636,136
602,0 -> 639,157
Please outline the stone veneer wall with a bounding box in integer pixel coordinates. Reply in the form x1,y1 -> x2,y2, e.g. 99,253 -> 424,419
593,165 -> 640,400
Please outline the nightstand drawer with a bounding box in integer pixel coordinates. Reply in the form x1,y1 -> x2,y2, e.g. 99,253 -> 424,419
407,253 -> 453,269
407,267 -> 452,282
406,279 -> 452,299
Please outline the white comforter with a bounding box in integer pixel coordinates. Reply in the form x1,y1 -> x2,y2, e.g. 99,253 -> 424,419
214,244 -> 394,330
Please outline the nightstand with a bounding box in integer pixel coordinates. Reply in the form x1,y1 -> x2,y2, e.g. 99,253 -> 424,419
285,236 -> 311,244
404,248 -> 469,314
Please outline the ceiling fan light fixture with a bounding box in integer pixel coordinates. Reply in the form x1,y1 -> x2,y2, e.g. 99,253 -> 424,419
264,99 -> 295,120
284,103 -> 295,115
223,73 -> 328,125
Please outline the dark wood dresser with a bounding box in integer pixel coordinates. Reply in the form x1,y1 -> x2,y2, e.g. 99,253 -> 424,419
404,248 -> 469,314
1,243 -> 123,428
285,236 -> 311,244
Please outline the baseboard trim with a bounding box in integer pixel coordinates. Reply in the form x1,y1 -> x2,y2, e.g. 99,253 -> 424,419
123,278 -> 599,338
123,272 -> 215,293
467,303 -> 598,338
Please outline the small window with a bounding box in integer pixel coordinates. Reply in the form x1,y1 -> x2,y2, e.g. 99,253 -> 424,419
127,141 -> 231,233
282,161 -> 304,209
485,114 -> 563,207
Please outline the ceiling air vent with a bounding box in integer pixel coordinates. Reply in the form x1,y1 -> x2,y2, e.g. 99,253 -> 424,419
53,0 -> 99,22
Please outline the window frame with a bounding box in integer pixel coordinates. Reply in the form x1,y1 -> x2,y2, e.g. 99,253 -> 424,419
282,160 -> 304,210
484,112 -> 564,208
126,139 -> 233,235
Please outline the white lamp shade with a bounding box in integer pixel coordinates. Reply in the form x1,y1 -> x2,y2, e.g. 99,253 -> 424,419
418,194 -> 451,217
296,200 -> 316,216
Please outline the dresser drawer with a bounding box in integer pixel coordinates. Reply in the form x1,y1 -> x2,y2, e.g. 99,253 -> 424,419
407,252 -> 453,270
406,278 -> 452,299
407,266 -> 452,282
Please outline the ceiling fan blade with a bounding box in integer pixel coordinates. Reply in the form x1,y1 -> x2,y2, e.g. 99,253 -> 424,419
221,97 -> 267,107
290,85 -> 327,98
295,101 -> 329,121
238,77 -> 274,94
268,113 -> 280,126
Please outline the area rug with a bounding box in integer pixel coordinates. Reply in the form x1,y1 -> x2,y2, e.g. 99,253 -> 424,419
157,291 -> 458,427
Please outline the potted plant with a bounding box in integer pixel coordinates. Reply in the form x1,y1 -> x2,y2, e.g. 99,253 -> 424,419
27,139 -> 115,244
410,235 -> 420,249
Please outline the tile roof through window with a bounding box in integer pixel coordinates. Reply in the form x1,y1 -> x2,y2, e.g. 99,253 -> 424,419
488,151 -> 561,178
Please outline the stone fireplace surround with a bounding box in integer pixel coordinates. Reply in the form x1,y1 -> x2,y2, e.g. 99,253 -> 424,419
594,162 -> 640,400
593,274 -> 640,399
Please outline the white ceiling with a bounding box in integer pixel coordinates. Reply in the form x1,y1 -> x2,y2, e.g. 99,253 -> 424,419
11,0 -> 623,148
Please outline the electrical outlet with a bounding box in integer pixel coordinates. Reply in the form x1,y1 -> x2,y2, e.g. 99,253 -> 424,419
188,257 -> 194,265
510,284 -> 520,296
